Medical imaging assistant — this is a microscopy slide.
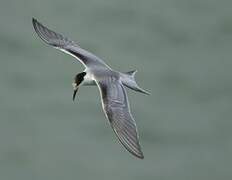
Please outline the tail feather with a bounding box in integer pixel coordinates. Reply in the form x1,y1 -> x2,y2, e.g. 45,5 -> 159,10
122,70 -> 150,95
125,70 -> 137,77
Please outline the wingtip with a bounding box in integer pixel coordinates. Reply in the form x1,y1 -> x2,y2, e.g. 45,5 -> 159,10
129,147 -> 144,159
136,151 -> 144,159
32,17 -> 39,32
32,17 -> 37,26
134,144 -> 144,159
31,18 -> 52,45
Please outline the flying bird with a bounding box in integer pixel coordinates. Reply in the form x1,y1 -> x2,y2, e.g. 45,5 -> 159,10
32,18 -> 150,159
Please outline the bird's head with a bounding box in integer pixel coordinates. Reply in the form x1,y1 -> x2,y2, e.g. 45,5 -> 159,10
72,72 -> 86,101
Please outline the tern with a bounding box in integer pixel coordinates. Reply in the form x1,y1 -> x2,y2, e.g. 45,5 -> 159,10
32,18 -> 150,159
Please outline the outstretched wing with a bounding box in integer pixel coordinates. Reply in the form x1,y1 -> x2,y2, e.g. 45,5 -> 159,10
32,18 -> 108,68
96,77 -> 144,159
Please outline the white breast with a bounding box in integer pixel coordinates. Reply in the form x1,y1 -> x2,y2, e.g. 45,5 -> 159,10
83,72 -> 96,86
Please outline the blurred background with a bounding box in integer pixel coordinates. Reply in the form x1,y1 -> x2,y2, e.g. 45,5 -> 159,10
0,0 -> 232,179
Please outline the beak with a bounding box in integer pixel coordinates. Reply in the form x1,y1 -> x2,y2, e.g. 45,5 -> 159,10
72,83 -> 78,101
72,88 -> 78,101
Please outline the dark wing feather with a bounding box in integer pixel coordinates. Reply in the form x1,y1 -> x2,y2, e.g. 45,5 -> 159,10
96,77 -> 144,159
32,18 -> 108,67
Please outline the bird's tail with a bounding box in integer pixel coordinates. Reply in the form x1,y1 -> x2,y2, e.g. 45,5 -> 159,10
121,70 -> 150,95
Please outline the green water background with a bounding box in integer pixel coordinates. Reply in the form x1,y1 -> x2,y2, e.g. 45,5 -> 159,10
0,0 -> 232,179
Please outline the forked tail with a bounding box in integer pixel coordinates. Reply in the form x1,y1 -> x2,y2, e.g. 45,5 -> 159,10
121,70 -> 150,95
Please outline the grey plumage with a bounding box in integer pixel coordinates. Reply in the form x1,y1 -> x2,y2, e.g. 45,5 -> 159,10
97,78 -> 144,158
32,18 -> 149,159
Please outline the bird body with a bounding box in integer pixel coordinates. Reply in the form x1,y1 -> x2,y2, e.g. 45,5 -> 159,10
32,18 -> 149,159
